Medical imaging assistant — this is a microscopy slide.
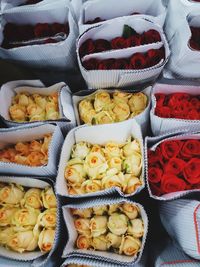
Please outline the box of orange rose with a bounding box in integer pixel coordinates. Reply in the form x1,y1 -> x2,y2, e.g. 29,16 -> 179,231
0,176 -> 61,265
61,197 -> 148,266
56,119 -> 144,198
0,123 -> 63,176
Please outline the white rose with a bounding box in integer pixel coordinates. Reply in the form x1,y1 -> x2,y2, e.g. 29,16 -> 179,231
36,208 -> 56,228
65,158 -> 86,185
123,139 -> 141,157
102,171 -> 125,191
71,142 -> 91,160
112,101 -> 130,122
90,216 -> 107,237
107,213 -> 128,236
113,91 -> 132,103
92,111 -> 114,125
123,153 -> 142,176
0,227 -> 15,245
103,142 -> 122,159
128,218 -> 144,238
108,157 -> 122,172
84,152 -> 108,179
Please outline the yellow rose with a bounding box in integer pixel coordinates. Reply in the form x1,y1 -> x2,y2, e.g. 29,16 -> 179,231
38,228 -> 55,252
0,227 -> 15,244
12,208 -> 40,227
112,101 -> 130,122
113,91 -> 132,103
30,114 -> 46,122
15,142 -> 30,156
103,142 -> 122,159
68,186 -> 85,196
32,94 -> 47,109
7,230 -> 38,253
21,188 -> 43,209
128,93 -> 147,113
108,157 -> 122,172
119,235 -> 141,256
14,155 -> 27,165
121,203 -> 139,220
128,218 -> 144,238
93,206 -> 107,216
0,184 -> 24,205
65,158 -> 86,185
123,139 -> 141,157
27,103 -> 44,118
41,134 -> 52,157
107,213 -> 128,236
84,152 -> 108,179
79,99 -> 96,124
25,151 -> 46,166
92,111 -> 114,125
90,216 -> 107,237
45,102 -> 59,120
102,172 -> 125,191
123,153 -> 142,176
106,232 -> 122,249
71,208 -> 92,218
94,91 -> 111,112
108,204 -> 119,215
76,235 -> 91,249
71,142 -> 91,160
81,180 -> 102,194
92,234 -> 108,251
17,93 -> 30,107
0,207 -> 17,226
81,109 -> 96,124
9,104 -> 26,122
125,175 -> 142,194
90,145 -> 104,155
36,209 -> 56,228
74,218 -> 91,236
42,187 -> 57,209
130,110 -> 143,118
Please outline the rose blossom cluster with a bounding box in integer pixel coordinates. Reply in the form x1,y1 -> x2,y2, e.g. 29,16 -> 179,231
2,22 -> 69,48
71,203 -> 144,256
79,90 -> 147,125
9,92 -> 59,122
148,139 -> 200,196
155,92 -> 200,120
0,134 -> 52,166
189,26 -> 200,51
65,139 -> 142,196
0,183 -> 57,253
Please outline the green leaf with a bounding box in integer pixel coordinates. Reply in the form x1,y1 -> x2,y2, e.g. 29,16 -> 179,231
91,117 -> 96,125
122,25 -> 137,38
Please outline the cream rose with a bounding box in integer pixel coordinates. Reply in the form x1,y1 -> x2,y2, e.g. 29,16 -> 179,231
121,203 -> 139,220
0,184 -> 24,205
112,101 -> 130,122
74,218 -> 91,236
125,175 -> 142,194
0,227 -> 15,244
42,187 -> 57,209
22,188 -> 43,209
68,186 -> 85,195
119,235 -> 141,256
71,208 -> 92,218
84,152 -> 108,179
123,139 -> 141,157
76,235 -> 91,249
12,208 -> 40,227
65,158 -> 86,185
92,235 -> 107,251
38,229 -> 55,252
107,213 -> 128,236
128,218 -> 144,238
107,232 -> 122,249
93,206 -> 107,216
81,180 -> 102,194
102,172 -> 124,191
123,152 -> 142,176
92,111 -> 114,125
103,142 -> 122,159
108,204 -> 119,215
94,91 -> 111,112
0,207 -> 17,226
113,91 -> 132,103
71,142 -> 91,160
37,209 -> 56,228
128,92 -> 147,113
108,157 -> 122,172
17,93 -> 30,107
9,104 -> 26,122
90,216 -> 107,237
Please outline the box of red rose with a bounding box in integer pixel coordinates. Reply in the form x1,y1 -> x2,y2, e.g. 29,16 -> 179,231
0,123 -> 63,176
72,86 -> 151,135
61,197 -> 148,266
0,0 -> 78,70
1,0 -> 54,11
78,0 -> 166,34
0,176 -> 61,265
77,16 -> 170,89
160,198 -> 200,260
56,119 -> 145,199
145,130 -> 200,201
0,80 -> 76,133
150,83 -> 200,136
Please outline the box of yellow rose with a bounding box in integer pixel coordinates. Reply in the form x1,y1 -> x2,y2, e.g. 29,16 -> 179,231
0,80 -> 76,131
0,176 -> 60,263
72,87 -> 151,135
0,123 -> 63,176
61,197 -> 148,265
56,119 -> 144,198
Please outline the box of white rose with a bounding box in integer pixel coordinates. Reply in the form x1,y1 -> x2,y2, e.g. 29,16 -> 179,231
72,86 -> 151,135
56,119 -> 145,198
0,123 -> 63,176
1,0 -> 55,11
77,16 -> 170,89
145,130 -> 200,201
0,0 -> 78,70
150,83 -> 200,136
61,197 -> 148,266
0,80 -> 76,132
159,198 -> 200,260
0,176 -> 60,263
78,0 -> 166,34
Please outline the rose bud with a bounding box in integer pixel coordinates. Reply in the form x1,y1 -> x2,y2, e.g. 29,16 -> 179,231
120,203 -> 139,220
112,101 -> 130,122
106,232 -> 122,249
160,140 -> 183,159
42,187 -> 57,209
9,104 -> 26,122
74,218 -> 91,236
65,158 -> 86,185
79,39 -> 95,57
146,49 -> 163,67
130,53 -> 147,69
119,235 -> 141,256
111,37 -> 127,49
94,39 -> 111,52
181,140 -> 200,158
81,180 -> 102,194
98,59 -> 116,70
0,184 -> 24,205
92,234 -> 108,251
128,93 -> 147,113
71,142 -> 91,160
123,138 -> 141,157
12,208 -> 40,227
112,59 -> 128,69
124,175 -> 142,194
164,158 -> 186,175
38,229 -> 55,252
93,206 -> 107,216
183,158 -> 200,185
108,157 -> 122,172
92,111 -> 114,125
36,208 -> 56,228
76,235 -> 91,249
104,142 -> 122,159
82,58 -> 99,70
143,29 -> 161,44
113,91 -> 132,103
84,152 -> 108,179
0,206 -> 17,226
0,227 -> 15,245
108,213 -> 128,235
21,188 -> 43,209
123,152 -> 142,176
102,171 -> 124,190
161,174 -> 187,194
128,218 -> 144,238
90,216 -> 108,237
94,91 -> 111,112
125,34 -> 142,47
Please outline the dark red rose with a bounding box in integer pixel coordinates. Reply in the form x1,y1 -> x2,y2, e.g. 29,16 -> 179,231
98,59 -> 116,70
143,29 -> 161,44
164,158 -> 186,175
155,106 -> 171,118
155,93 -> 166,107
148,147 -> 164,166
111,37 -> 128,49
82,58 -> 99,70
180,140 -> 200,158
146,48 -> 164,67
190,97 -> 200,109
34,23 -> 52,38
94,39 -> 111,52
161,174 -> 187,194
183,158 -> 200,185
160,140 -> 183,159
189,39 -> 200,50
130,53 -> 146,69
148,166 -> 163,184
111,59 -> 128,69
17,25 -> 35,41
79,39 -> 95,57
125,34 -> 142,47
150,183 -> 162,196
51,23 -> 66,35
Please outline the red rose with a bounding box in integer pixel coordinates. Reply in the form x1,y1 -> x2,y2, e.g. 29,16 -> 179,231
82,58 -> 99,70
111,59 -> 128,69
94,39 -> 111,52
148,166 -> 163,184
155,106 -> 171,118
34,23 -> 52,38
164,158 -> 186,175
130,53 -> 147,69
160,140 -> 183,159
98,59 -> 116,70
183,158 -> 200,185
161,174 -> 187,194
190,97 -> 200,109
111,37 -> 127,49
187,109 -> 200,120
180,140 -> 200,158
79,39 -> 95,57
150,183 -> 162,196
146,48 -> 164,67
51,23 -> 68,35
148,147 -> 164,166
143,29 -> 161,44
168,93 -> 190,108
155,93 -> 166,107
125,35 -> 142,47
